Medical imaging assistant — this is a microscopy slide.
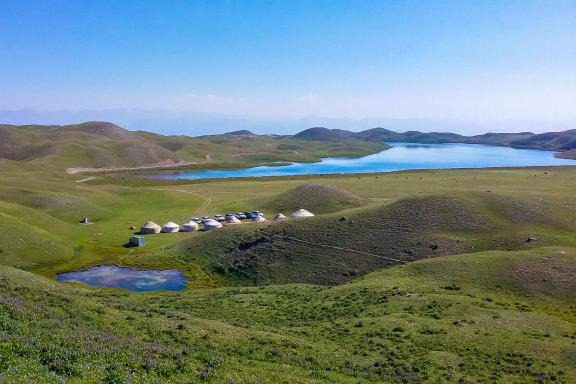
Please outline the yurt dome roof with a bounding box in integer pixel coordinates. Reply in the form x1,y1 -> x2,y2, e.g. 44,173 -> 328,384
183,221 -> 198,226
273,213 -> 286,220
252,216 -> 266,222
163,222 -> 179,228
142,221 -> 161,229
204,219 -> 222,227
291,209 -> 314,218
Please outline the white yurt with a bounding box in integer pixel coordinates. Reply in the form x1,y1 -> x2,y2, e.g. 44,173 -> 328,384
273,213 -> 286,221
203,219 -> 223,231
226,216 -> 242,224
252,215 -> 266,223
140,221 -> 162,234
162,222 -> 180,233
291,209 -> 314,218
182,220 -> 199,232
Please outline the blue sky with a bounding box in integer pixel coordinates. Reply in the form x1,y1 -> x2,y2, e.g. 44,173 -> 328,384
1,0 -> 575,133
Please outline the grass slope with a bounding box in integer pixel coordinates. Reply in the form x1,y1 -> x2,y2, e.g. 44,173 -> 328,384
0,122 -> 387,172
262,184 -> 364,214
295,126 -> 576,156
177,192 -> 576,285
512,130 -> 576,151
1,162 -> 576,382
3,122 -> 576,172
0,247 -> 574,383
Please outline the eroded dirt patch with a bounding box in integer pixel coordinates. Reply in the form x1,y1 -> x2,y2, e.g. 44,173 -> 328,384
512,256 -> 576,296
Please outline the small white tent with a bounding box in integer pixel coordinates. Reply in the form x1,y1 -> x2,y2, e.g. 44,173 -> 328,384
203,219 -> 223,231
162,222 -> 180,233
140,221 -> 162,234
273,213 -> 286,221
226,216 -> 242,224
252,215 -> 266,223
182,220 -> 199,232
291,209 -> 314,218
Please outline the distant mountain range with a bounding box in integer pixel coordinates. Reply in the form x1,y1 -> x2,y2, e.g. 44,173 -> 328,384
292,127 -> 576,159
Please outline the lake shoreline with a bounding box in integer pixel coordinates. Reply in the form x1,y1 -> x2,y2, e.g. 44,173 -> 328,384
140,142 -> 576,181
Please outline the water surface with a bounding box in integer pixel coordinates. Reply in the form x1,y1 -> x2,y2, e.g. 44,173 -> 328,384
57,265 -> 189,292
150,143 -> 574,180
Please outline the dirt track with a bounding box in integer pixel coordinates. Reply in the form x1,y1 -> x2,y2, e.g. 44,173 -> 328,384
66,160 -> 194,174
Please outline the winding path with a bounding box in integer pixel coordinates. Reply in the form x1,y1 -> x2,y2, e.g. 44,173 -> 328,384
152,188 -> 212,213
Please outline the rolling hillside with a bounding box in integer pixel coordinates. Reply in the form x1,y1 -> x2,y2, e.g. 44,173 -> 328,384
176,190 -> 576,285
350,128 -> 465,144
297,126 -> 576,156
0,122 -> 177,169
2,121 -> 575,173
1,245 -> 574,382
0,160 -> 575,382
511,129 -> 576,151
262,184 -> 364,214
293,127 -> 354,142
0,122 -> 387,172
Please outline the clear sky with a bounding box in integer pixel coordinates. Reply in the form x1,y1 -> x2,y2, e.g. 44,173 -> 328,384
1,0 -> 575,131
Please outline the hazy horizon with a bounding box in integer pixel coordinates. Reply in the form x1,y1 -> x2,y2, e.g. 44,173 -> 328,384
2,108 -> 576,137
2,1 -> 575,135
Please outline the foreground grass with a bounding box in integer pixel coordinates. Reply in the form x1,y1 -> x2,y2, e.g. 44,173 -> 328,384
1,247 -> 574,383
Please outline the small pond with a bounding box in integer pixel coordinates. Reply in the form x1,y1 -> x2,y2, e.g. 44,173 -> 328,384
56,265 -> 189,292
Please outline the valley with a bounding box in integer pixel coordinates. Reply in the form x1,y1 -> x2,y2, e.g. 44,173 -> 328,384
0,143 -> 575,381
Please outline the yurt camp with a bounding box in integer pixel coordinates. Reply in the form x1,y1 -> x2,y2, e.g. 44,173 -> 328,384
203,219 -> 223,231
162,222 -> 180,233
140,221 -> 162,234
182,220 -> 199,232
226,216 -> 242,224
273,213 -> 286,221
252,215 -> 267,223
291,209 -> 314,218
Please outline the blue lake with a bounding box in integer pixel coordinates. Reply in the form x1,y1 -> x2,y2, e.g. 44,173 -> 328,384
57,265 -> 189,292
150,142 -> 575,180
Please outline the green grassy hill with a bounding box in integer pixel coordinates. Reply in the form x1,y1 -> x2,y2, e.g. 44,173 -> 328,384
293,127 -> 355,142
0,246 -> 574,383
466,132 -> 536,146
0,122 -> 388,172
299,126 -> 576,156
353,128 -> 467,144
0,161 -> 575,382
261,184 -> 364,214
176,191 -> 576,285
511,129 -> 576,151
3,121 -> 575,173
0,122 -> 177,169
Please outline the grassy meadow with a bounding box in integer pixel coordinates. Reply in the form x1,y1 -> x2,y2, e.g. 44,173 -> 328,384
0,160 -> 575,382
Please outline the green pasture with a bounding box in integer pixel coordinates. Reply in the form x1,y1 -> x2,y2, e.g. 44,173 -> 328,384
0,160 -> 575,382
